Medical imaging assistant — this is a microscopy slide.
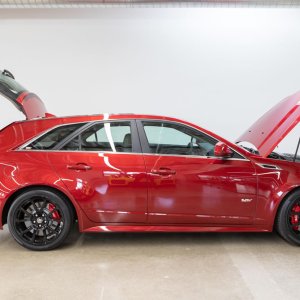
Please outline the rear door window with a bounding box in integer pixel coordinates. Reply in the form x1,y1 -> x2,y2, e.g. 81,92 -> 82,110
61,121 -> 133,152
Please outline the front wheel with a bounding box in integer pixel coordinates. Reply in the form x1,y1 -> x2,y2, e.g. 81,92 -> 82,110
276,190 -> 300,246
8,189 -> 73,251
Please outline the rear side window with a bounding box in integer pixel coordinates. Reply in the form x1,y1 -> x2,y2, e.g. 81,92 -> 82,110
62,121 -> 132,152
24,123 -> 85,150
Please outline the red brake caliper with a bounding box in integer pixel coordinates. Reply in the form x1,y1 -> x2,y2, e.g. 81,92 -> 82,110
291,204 -> 300,230
48,203 -> 61,220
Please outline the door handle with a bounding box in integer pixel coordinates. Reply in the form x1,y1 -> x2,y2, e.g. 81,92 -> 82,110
103,171 -> 122,176
151,168 -> 176,176
67,163 -> 92,171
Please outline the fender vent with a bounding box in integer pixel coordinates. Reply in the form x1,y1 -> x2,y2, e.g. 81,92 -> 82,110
257,163 -> 281,170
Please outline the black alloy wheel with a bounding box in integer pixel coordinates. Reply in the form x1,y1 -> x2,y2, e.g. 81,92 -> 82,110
8,189 -> 73,251
276,190 -> 300,246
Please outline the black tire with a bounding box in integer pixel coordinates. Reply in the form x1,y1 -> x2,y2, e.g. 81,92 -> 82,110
276,190 -> 300,246
8,188 -> 73,251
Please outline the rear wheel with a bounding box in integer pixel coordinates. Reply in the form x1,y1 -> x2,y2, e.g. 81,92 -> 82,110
276,190 -> 300,246
8,189 -> 73,251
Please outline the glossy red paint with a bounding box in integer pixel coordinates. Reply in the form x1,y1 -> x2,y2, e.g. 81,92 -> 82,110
16,91 -> 48,119
214,141 -> 233,158
237,90 -> 300,157
144,154 -> 256,225
0,111 -> 298,235
48,151 -> 148,223
0,70 -> 300,239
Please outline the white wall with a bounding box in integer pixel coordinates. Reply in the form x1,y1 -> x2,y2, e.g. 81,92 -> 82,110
1,7 -> 300,146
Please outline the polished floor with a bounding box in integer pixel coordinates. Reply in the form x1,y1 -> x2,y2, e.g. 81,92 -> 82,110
0,225 -> 299,300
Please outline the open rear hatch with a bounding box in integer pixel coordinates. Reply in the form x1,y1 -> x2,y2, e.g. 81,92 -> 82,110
0,69 -> 51,120
237,91 -> 300,157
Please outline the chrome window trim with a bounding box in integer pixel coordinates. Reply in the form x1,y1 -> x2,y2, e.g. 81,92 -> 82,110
141,152 -> 250,161
14,148 -> 249,161
17,117 -> 249,161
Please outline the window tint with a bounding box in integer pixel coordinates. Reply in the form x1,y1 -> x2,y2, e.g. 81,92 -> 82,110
62,122 -> 132,152
25,123 -> 85,150
142,121 -> 218,156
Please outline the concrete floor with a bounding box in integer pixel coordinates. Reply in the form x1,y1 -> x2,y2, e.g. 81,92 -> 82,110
0,226 -> 299,300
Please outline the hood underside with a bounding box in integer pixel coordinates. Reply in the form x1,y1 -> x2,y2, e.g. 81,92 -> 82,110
237,91 -> 300,157
0,69 -> 49,120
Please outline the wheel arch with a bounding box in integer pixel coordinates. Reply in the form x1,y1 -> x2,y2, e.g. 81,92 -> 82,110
2,185 -> 79,226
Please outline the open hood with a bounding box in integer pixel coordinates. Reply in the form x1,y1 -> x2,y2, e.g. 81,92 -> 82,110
236,91 -> 300,157
0,69 -> 50,120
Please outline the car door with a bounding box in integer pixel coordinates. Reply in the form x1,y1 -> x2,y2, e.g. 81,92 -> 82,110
137,120 -> 257,225
46,120 -> 148,223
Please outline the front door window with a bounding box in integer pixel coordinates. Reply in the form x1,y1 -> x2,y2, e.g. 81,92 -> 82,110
142,121 -> 217,156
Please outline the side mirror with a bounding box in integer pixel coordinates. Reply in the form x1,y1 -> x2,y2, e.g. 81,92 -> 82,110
214,142 -> 233,158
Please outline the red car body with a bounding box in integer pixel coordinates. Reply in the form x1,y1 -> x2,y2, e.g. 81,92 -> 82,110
0,69 -> 300,249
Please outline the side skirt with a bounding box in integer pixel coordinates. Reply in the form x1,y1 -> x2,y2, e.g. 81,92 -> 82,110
82,225 -> 271,233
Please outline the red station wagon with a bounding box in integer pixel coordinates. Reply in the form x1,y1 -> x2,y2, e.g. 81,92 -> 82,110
0,69 -> 299,250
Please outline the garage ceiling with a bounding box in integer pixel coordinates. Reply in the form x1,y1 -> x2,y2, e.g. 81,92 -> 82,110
0,0 -> 300,8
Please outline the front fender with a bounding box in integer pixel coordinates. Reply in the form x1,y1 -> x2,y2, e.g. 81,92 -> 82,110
253,157 -> 300,228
